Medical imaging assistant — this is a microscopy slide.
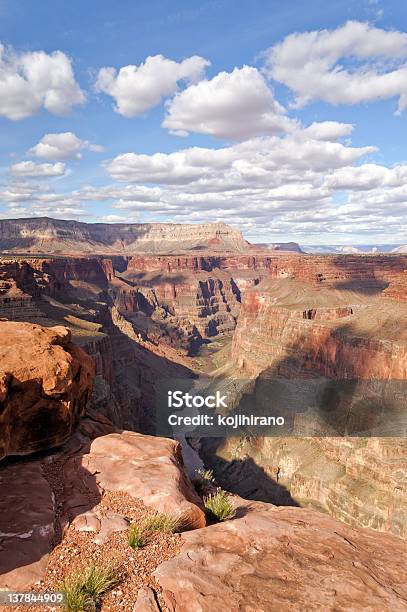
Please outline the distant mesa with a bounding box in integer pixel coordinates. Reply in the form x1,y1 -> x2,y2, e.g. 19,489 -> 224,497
304,244 -> 407,254
254,242 -> 304,253
0,217 -> 250,255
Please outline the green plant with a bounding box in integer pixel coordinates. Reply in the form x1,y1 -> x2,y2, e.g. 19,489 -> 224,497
61,580 -> 93,612
61,564 -> 119,611
142,512 -> 180,534
195,468 -> 215,483
204,488 -> 236,522
128,522 -> 147,549
193,467 -> 216,496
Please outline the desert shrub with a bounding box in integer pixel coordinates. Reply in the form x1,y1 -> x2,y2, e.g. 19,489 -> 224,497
142,512 -> 180,534
204,488 -> 236,522
61,564 -> 119,611
195,468 -> 215,483
128,522 -> 147,549
193,467 -> 216,496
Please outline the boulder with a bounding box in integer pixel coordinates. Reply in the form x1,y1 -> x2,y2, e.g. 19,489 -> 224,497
63,431 -> 206,530
0,322 -> 94,460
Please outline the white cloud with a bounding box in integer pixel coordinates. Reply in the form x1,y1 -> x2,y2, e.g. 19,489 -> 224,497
9,161 -> 66,178
29,132 -> 103,161
163,66 -> 297,139
324,163 -> 407,190
265,21 -> 407,112
106,132 -> 375,185
95,54 -> 210,117
300,121 -> 354,141
0,43 -> 85,120
3,119 -> 407,242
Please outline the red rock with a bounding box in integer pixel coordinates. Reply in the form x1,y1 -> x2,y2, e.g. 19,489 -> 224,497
133,586 -> 160,611
0,461 -> 55,590
154,499 -> 407,611
64,431 -> 206,531
0,321 -> 94,460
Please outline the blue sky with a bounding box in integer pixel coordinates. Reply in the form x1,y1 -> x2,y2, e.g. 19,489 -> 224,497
0,0 -> 407,244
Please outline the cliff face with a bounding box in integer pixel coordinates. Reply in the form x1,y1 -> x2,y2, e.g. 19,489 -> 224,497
231,281 -> 407,379
0,322 -> 94,460
266,253 -> 407,290
0,218 -> 248,254
113,255 -> 272,351
205,270 -> 407,536
127,254 -> 274,272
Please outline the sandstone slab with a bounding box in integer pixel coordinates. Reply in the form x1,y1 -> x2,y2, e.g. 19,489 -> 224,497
0,461 -> 55,590
154,499 -> 407,611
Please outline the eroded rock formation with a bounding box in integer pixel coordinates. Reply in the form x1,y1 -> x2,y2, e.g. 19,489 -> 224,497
0,322 -> 94,460
0,218 -> 249,254
202,266 -> 407,536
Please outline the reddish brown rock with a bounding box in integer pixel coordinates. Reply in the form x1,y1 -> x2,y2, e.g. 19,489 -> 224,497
0,218 -> 248,254
63,431 -> 206,531
209,276 -> 407,536
0,461 -> 55,590
133,587 -> 160,611
0,321 -> 94,460
154,499 -> 407,611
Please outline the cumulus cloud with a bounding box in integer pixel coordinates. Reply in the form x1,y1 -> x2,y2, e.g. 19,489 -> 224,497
106,132 -> 375,185
265,21 -> 407,112
300,121 -> 354,141
0,43 -> 85,120
9,161 -> 66,178
95,54 -> 210,117
29,132 -> 103,161
2,118 -> 407,241
163,66 -> 297,139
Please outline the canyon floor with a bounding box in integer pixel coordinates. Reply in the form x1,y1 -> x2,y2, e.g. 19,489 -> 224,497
0,221 -> 407,610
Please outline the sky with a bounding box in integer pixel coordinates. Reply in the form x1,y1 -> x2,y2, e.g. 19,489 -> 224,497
0,0 -> 407,245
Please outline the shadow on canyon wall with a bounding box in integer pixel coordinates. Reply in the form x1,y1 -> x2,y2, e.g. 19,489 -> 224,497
199,438 -> 300,506
199,307 -> 407,506
331,254 -> 407,295
122,272 -> 189,286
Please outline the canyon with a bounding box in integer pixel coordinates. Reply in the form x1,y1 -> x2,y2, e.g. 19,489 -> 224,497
0,321 -> 406,611
0,218 -> 406,609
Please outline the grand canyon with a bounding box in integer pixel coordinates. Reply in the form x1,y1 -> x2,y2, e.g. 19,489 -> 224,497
0,217 -> 406,611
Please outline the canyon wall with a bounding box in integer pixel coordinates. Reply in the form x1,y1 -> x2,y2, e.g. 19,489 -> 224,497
0,218 -> 249,254
202,258 -> 407,536
1,250 -> 407,539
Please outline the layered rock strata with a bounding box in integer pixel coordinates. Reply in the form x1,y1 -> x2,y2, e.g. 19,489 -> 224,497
203,277 -> 407,536
0,218 -> 248,254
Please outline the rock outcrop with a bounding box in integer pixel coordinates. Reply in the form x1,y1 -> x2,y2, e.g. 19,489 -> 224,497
63,430 -> 206,531
0,411 -> 205,590
152,499 -> 407,612
0,218 -> 248,254
0,322 -> 94,460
